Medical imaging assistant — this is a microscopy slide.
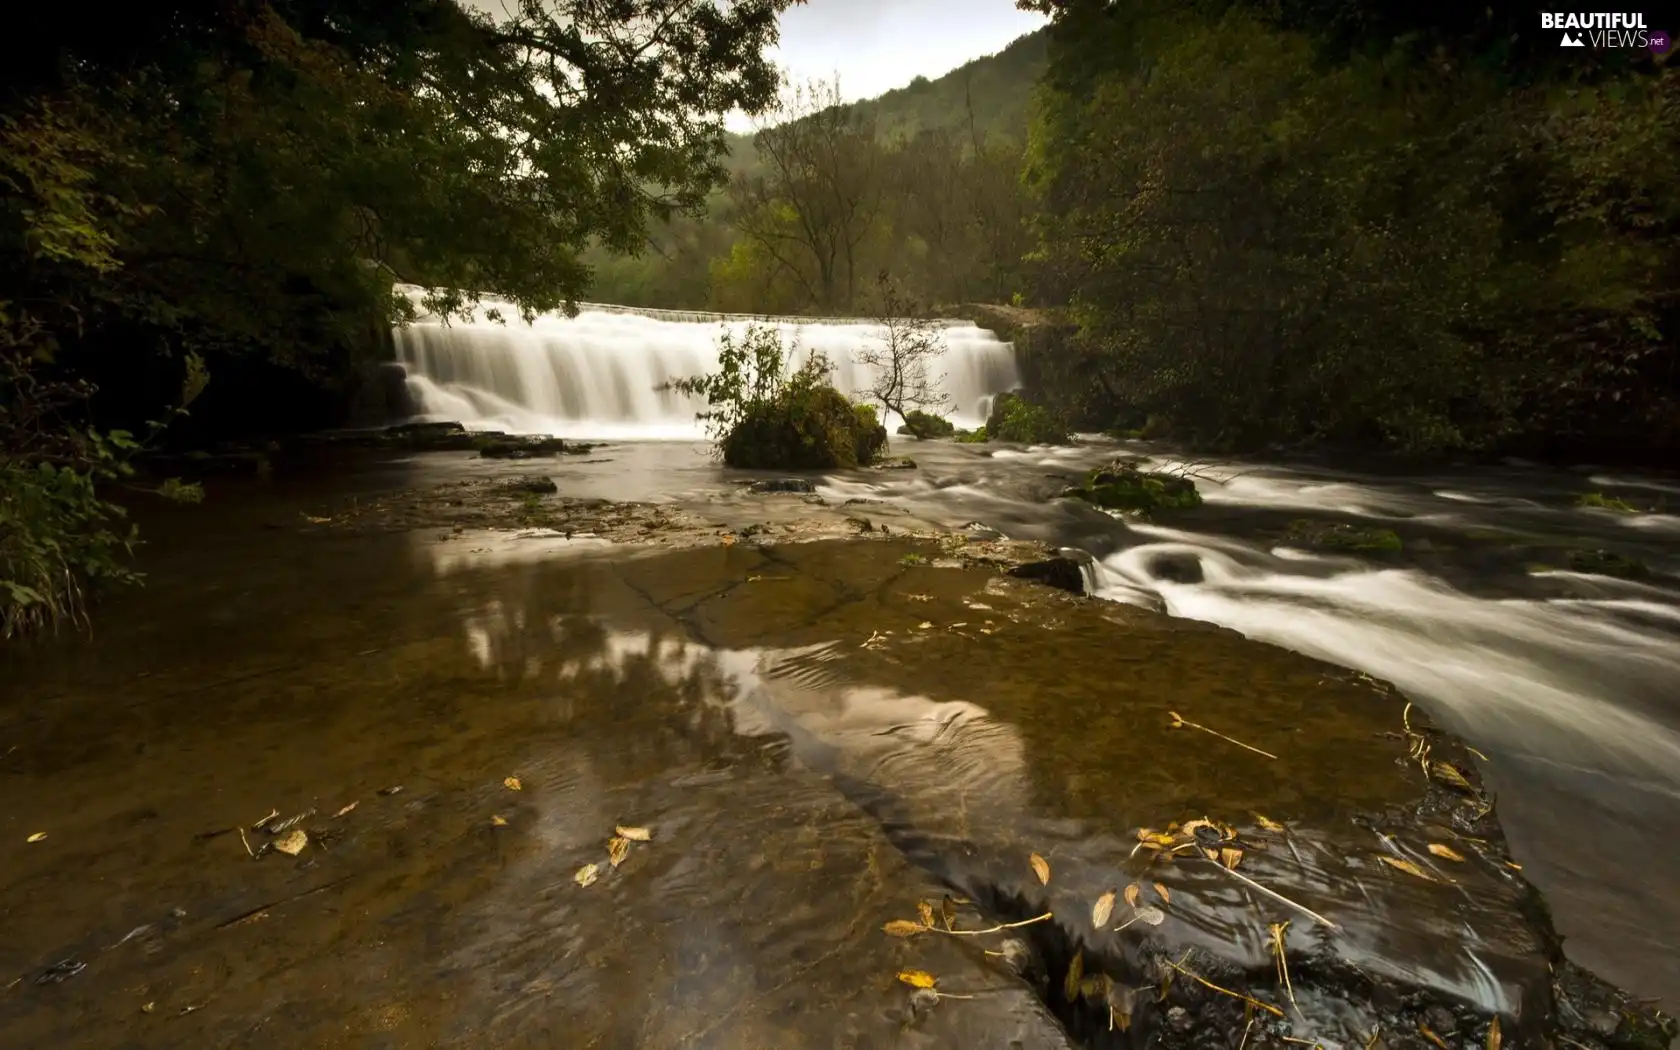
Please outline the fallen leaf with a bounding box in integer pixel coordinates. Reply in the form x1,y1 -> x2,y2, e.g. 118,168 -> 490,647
1379,856 -> 1438,882
1135,827 -> 1159,842
1505,860 -> 1523,871
1092,890 -> 1116,929
1153,881 -> 1170,905
1079,973 -> 1113,1002
273,829 -> 308,856
1064,949 -> 1084,1002
1254,814 -> 1286,833
897,969 -> 937,990
378,785 -> 404,796
918,900 -> 936,929
883,919 -> 925,938
1427,843 -> 1466,862
1029,852 -> 1050,885
720,534 -> 736,546
490,815 -> 509,827
940,895 -> 956,930
1420,1023 -> 1452,1050
607,836 -> 630,867
503,776 -> 522,792
141,1002 -> 155,1014
1135,905 -> 1165,926
1181,817 -> 1213,836
1123,883 -> 1141,909
616,824 -> 652,842
1429,761 -> 1475,793
1219,847 -> 1244,870
251,808 -> 279,830
26,832 -> 47,843
1487,1016 -> 1502,1050
574,863 -> 600,887
917,621 -> 933,629
332,801 -> 358,818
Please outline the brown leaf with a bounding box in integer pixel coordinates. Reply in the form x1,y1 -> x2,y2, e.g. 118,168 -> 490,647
1379,856 -> 1438,882
1092,890 -> 1116,929
882,920 -> 926,938
1181,818 -> 1213,836
1427,843 -> 1466,862
1152,881 -> 1170,905
1123,883 -> 1141,909
608,836 -> 631,867
1029,852 -> 1050,885
1487,1016 -> 1502,1050
1079,974 -> 1113,1002
897,969 -> 937,990
615,825 -> 652,842
573,863 -> 600,887
1429,761 -> 1475,793
1420,1023 -> 1452,1050
918,900 -> 936,929
940,895 -> 956,931
503,776 -> 522,792
1254,814 -> 1286,833
490,815 -> 509,828
332,801 -> 358,818
273,829 -> 308,856
1063,949 -> 1084,1003
25,832 -> 47,844
1219,847 -> 1244,870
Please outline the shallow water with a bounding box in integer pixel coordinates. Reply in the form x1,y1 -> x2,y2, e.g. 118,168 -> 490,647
0,470 -> 1580,1048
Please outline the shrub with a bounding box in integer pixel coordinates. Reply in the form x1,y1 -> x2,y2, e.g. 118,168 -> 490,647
1069,464 -> 1203,512
675,324 -> 887,470
897,409 -> 956,439
985,391 -> 1068,444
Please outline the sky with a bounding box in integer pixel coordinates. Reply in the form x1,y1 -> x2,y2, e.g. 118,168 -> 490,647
728,0 -> 1048,130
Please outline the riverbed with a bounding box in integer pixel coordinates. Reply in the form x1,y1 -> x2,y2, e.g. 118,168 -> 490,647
1,436 -> 1675,1048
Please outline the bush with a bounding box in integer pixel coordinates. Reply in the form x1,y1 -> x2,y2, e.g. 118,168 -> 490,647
1283,519 -> 1403,554
897,409 -> 956,439
985,391 -> 1068,444
675,324 -> 888,470
1069,464 -> 1202,512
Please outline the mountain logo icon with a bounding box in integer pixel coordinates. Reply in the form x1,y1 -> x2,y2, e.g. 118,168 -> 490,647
1560,32 -> 1586,46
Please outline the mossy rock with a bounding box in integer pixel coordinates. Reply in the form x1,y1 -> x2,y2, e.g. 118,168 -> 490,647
1284,519 -> 1403,554
896,410 -> 956,439
985,392 -> 1068,444
722,386 -> 886,470
1575,491 -> 1641,513
1567,549 -> 1649,579
1070,465 -> 1202,512
954,428 -> 989,444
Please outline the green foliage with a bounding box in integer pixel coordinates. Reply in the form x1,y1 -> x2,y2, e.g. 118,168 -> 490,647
1567,548 -> 1649,579
1072,465 -> 1203,512
674,324 -> 887,470
1575,492 -> 1639,513
1284,520 -> 1404,554
985,391 -> 1068,444
954,428 -> 990,444
899,410 -> 957,438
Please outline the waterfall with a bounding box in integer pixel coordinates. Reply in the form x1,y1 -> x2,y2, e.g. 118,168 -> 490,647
390,285 -> 1022,440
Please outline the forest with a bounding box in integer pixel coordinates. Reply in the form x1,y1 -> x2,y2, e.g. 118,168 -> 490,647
2,0 -> 1676,633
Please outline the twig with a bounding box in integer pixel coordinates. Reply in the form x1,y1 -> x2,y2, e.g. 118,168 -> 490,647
1270,921 -> 1300,1016
237,827 -> 253,858
1163,959 -> 1284,1018
1239,1017 -> 1255,1050
1169,711 -> 1278,760
1206,860 -> 1340,930
938,911 -> 1054,937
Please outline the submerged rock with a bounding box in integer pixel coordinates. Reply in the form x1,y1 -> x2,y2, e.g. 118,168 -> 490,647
1006,557 -> 1086,594
1284,518 -> 1403,553
1568,548 -> 1650,580
504,475 -> 557,495
748,478 -> 818,494
1067,461 -> 1203,513
476,435 -> 583,459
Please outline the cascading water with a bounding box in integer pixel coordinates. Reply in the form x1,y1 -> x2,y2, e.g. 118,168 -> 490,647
391,284 -> 1021,439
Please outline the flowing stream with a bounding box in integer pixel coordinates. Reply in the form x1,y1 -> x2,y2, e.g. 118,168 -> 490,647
396,302 -> 1680,1007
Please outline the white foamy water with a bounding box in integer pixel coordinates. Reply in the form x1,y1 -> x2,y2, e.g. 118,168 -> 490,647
391,285 -> 1020,439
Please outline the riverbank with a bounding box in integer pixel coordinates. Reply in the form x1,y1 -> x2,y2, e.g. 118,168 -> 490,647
3,439 -> 1675,1049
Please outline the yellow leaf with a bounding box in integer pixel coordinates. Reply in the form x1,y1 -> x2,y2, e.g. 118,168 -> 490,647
332,801 -> 358,818
1379,856 -> 1438,882
1181,818 -> 1213,836
503,776 -> 522,791
1135,827 -> 1159,842
141,1002 -> 155,1014
1487,1016 -> 1502,1050
26,832 -> 47,843
273,828 -> 308,856
1063,949 -> 1084,1003
918,900 -> 936,929
490,815 -> 509,827
1153,881 -> 1170,905
1029,852 -> 1050,885
882,920 -> 925,938
917,621 -> 933,629
608,836 -> 630,867
1427,843 -> 1466,862
1144,832 -> 1176,848
897,969 -> 937,990
1420,1023 -> 1451,1050
616,825 -> 652,842
1430,761 -> 1475,793
1123,883 -> 1141,909
574,863 -> 600,887
1220,847 -> 1244,870
1505,860 -> 1523,871
1092,890 -> 1116,929
1254,814 -> 1286,833
720,534 -> 736,546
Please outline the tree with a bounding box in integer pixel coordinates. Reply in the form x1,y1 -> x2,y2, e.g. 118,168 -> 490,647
854,274 -> 949,431
726,78 -> 886,311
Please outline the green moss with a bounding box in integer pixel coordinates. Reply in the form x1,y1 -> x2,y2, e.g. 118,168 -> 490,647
1284,519 -> 1403,553
898,409 -> 957,439
1567,549 -> 1649,579
954,428 -> 989,443
1576,491 -> 1640,513
899,553 -> 928,565
1069,465 -> 1202,512
722,386 -> 888,470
